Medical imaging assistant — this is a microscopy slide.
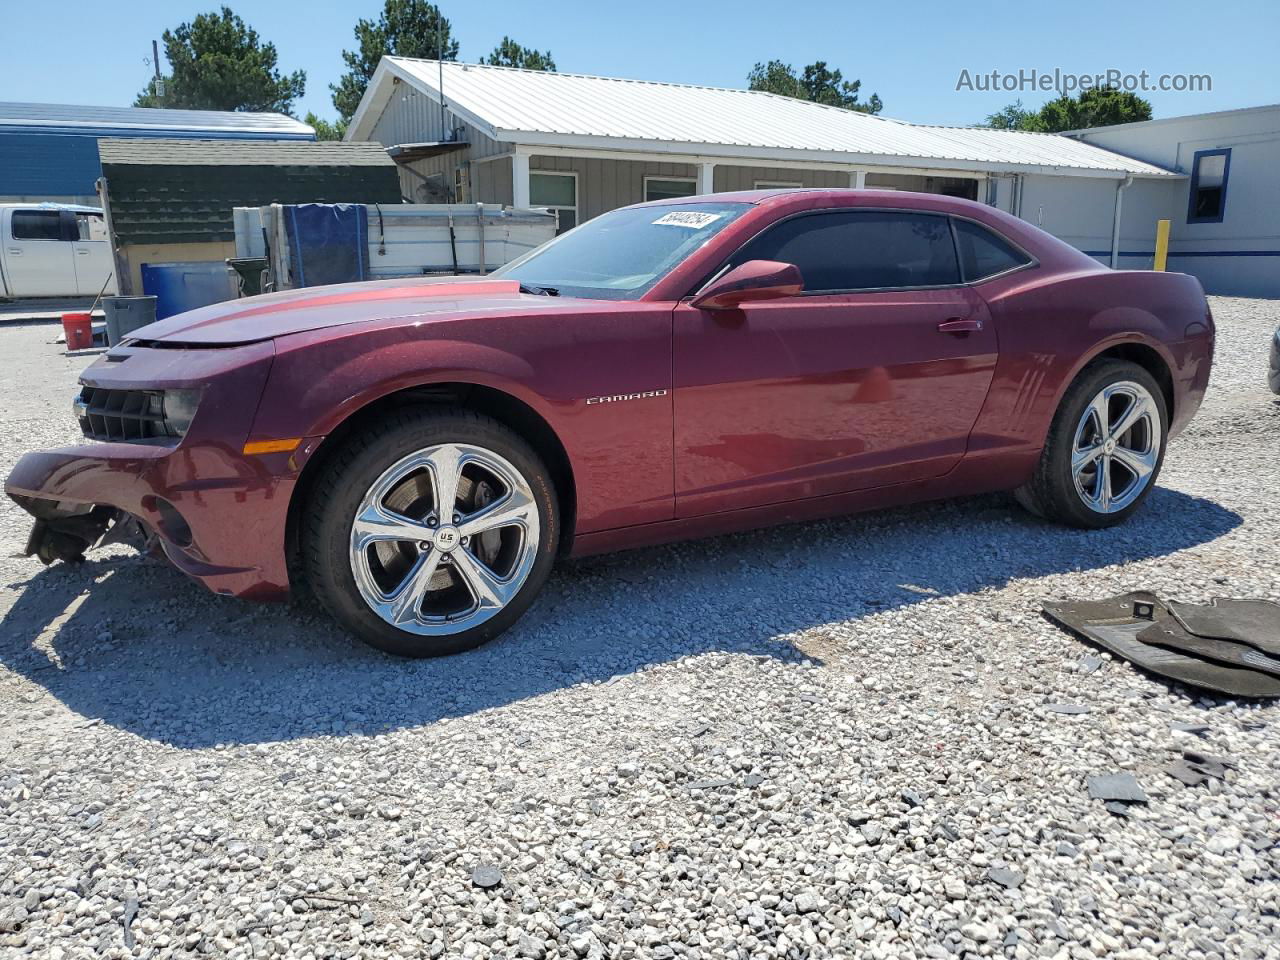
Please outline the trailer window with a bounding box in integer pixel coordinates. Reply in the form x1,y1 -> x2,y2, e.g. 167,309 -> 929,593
11,211 -> 63,241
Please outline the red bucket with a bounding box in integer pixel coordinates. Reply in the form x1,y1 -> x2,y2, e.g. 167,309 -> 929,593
61,312 -> 94,351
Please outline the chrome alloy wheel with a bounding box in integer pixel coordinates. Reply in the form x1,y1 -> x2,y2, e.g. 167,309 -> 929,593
1071,380 -> 1162,514
348,443 -> 540,635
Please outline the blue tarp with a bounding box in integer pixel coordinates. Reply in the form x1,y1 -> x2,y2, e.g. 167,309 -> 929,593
284,203 -> 369,287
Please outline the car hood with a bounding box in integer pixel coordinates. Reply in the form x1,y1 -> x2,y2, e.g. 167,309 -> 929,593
129,276 -> 533,346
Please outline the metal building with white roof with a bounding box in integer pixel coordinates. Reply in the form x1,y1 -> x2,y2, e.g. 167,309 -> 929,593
348,58 -> 1177,265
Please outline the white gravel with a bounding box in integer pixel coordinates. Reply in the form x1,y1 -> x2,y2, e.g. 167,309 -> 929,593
1,297 -> 1277,960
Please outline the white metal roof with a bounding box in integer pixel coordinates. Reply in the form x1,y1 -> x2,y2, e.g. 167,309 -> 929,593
0,101 -> 314,139
349,59 -> 1176,179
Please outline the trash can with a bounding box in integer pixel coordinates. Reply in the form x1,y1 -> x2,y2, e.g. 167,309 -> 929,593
227,257 -> 270,298
103,296 -> 158,346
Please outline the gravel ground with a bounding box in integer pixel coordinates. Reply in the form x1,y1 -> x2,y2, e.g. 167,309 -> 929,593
1,298 -> 1277,960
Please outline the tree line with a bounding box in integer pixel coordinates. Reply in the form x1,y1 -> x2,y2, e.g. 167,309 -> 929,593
134,3 -> 558,138
133,4 -> 1151,139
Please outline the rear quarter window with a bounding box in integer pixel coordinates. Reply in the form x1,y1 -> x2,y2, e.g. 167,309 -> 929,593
953,218 -> 1032,282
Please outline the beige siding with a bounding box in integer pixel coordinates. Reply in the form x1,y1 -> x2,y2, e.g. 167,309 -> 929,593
370,95 -> 514,204
714,166 -> 849,191
369,98 -> 510,158
530,155 -> 697,221
398,153 -> 454,203
473,156 -> 514,207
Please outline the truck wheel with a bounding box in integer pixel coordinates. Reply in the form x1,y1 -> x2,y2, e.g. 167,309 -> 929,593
303,409 -> 559,657
1015,360 -> 1167,529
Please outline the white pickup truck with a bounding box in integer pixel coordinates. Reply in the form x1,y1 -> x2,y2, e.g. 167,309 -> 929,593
0,203 -> 117,299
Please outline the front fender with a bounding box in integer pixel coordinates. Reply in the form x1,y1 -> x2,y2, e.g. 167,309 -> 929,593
247,325 -> 553,444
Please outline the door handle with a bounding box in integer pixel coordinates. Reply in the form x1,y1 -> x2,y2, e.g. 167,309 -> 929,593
7,248 -> 20,256
937,318 -> 982,334
76,249 -> 89,255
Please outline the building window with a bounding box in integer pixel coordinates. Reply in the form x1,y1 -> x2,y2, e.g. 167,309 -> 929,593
530,171 -> 578,233
644,177 -> 697,202
753,180 -> 803,189
1187,148 -> 1230,223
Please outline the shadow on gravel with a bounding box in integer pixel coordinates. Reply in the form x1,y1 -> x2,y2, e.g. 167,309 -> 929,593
0,486 -> 1241,748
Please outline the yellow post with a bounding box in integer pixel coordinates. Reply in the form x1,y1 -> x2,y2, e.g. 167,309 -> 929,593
1153,219 -> 1171,271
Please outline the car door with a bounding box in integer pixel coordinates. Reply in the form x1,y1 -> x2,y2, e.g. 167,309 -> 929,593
72,211 -> 116,296
672,209 -> 999,518
4,209 -> 76,297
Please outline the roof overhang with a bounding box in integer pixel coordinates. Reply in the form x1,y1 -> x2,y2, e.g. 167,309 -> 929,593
497,132 -> 1179,180
348,59 -> 1179,181
386,140 -> 469,163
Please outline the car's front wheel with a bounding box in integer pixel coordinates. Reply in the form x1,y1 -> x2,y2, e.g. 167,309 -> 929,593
1015,359 -> 1168,528
303,409 -> 559,657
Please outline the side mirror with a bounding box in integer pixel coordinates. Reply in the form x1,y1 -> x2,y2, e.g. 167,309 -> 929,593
691,260 -> 804,310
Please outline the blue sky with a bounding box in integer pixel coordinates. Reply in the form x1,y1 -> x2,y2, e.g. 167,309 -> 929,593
4,0 -> 1277,126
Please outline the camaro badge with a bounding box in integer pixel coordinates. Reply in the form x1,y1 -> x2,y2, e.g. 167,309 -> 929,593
585,390 -> 668,406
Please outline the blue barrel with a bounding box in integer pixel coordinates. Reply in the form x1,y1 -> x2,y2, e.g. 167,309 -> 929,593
141,262 -> 235,320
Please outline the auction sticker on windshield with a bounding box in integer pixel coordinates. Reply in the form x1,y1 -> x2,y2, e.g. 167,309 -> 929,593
652,211 -> 722,229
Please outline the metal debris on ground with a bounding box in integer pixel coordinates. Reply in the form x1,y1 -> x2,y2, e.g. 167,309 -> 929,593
470,864 -> 503,890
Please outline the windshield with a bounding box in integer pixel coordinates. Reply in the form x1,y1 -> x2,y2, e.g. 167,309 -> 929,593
493,202 -> 752,300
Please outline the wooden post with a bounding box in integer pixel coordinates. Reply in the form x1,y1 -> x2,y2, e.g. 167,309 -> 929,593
1153,219 -> 1171,271
95,176 -> 132,295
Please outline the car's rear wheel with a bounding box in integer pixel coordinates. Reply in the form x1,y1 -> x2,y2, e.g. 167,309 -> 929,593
1015,359 -> 1167,528
302,409 -> 559,657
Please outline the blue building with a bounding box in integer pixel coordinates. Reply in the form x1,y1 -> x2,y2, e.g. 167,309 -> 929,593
0,102 -> 315,205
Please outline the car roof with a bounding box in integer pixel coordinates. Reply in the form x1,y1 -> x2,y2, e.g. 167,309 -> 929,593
639,187 -> 991,216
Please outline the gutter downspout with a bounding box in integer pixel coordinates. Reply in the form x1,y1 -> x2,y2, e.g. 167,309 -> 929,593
1110,175 -> 1134,269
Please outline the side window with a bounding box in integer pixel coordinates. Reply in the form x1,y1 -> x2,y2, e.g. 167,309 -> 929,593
10,210 -> 64,241
952,219 -> 1032,282
76,213 -> 109,242
730,210 -> 960,291
1187,148 -> 1230,223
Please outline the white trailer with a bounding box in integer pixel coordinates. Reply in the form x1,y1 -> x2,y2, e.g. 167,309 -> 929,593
233,203 -> 558,292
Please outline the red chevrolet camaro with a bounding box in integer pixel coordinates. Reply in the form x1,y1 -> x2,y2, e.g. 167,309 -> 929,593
7,190 -> 1214,656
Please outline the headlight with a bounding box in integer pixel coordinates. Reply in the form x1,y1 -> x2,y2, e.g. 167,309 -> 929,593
161,389 -> 201,437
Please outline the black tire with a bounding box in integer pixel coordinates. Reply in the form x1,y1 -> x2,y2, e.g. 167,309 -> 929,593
1014,359 -> 1168,529
302,407 -> 559,657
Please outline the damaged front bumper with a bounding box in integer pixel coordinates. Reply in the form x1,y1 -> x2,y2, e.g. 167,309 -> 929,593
15,497 -> 147,565
4,338 -> 308,601
5,439 -> 304,600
